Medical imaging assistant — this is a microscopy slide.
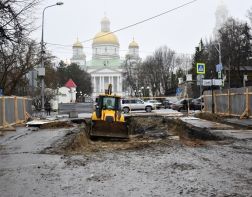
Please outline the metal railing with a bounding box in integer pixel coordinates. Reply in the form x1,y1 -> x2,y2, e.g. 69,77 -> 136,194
0,96 -> 32,129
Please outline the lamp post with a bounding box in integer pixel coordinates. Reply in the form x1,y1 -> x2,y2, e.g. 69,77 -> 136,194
40,2 -> 63,113
141,86 -> 144,97
138,90 -> 142,98
146,86 -> 150,97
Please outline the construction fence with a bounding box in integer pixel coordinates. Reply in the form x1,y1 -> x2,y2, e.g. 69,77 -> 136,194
58,102 -> 94,114
203,87 -> 252,118
0,96 -> 32,129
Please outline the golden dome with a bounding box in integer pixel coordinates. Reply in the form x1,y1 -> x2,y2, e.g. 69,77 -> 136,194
93,32 -> 119,45
73,38 -> 83,48
129,39 -> 139,48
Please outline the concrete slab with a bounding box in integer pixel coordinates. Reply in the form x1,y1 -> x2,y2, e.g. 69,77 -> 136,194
78,113 -> 92,119
26,120 -> 51,126
224,118 -> 252,129
209,130 -> 252,140
180,117 -> 233,130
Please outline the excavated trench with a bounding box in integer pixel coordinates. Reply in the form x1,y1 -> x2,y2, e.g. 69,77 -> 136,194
42,116 -> 224,155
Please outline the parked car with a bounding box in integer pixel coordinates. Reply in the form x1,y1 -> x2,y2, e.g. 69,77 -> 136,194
190,97 -> 204,110
121,98 -> 154,113
171,98 -> 193,112
163,100 -> 174,109
145,100 -> 162,109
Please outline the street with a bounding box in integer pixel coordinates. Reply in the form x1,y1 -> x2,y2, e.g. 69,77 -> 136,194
0,114 -> 251,197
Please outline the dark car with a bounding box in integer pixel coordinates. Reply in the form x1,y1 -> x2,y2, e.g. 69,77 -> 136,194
163,100 -> 174,109
190,97 -> 204,110
171,98 -> 193,112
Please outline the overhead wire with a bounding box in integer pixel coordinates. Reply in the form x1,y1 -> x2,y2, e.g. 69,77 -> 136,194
46,0 -> 198,47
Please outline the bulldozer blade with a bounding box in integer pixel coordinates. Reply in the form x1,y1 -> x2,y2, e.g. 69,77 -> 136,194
90,120 -> 129,138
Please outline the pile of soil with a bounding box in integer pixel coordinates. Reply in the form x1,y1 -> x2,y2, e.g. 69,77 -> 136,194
195,112 -> 225,123
40,121 -> 73,129
42,116 -> 225,155
127,116 -> 171,138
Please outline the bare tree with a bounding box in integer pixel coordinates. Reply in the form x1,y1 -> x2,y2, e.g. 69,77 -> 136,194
152,46 -> 177,95
247,7 -> 252,26
0,0 -> 41,95
122,55 -> 141,96
0,39 -> 40,95
0,0 -> 39,46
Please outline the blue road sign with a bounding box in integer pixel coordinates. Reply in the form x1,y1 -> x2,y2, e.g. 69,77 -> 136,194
196,63 -> 205,74
176,88 -> 182,95
216,63 -> 223,72
0,89 -> 3,96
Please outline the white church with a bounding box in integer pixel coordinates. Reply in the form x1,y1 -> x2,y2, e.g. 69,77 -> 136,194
70,16 -> 140,98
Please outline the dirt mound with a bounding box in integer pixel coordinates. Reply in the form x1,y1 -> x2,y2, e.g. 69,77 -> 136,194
195,112 -> 225,123
127,116 -> 170,138
40,121 -> 73,129
42,116 -> 226,155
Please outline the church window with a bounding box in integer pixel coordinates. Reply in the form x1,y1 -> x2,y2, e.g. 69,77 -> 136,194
105,47 -> 107,52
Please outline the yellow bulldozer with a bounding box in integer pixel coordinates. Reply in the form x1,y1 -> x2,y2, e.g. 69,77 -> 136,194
90,84 -> 129,138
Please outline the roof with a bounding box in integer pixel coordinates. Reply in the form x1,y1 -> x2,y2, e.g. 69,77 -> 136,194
65,79 -> 77,88
73,38 -> 83,48
129,39 -> 139,48
93,31 -> 119,46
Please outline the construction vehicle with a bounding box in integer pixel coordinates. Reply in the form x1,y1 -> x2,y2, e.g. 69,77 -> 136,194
90,84 -> 129,138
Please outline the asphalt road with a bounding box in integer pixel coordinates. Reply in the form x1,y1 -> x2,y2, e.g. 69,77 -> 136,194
0,118 -> 252,197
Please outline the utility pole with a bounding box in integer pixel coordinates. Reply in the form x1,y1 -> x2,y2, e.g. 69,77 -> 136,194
214,42 -> 222,82
211,70 -> 215,114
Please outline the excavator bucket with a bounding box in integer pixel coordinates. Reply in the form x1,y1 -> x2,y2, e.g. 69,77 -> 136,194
90,120 -> 129,139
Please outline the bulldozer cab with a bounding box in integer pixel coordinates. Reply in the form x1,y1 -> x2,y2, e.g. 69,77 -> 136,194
95,95 -> 121,118
91,84 -> 128,138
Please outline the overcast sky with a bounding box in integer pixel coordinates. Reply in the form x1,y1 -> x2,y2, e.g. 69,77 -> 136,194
31,0 -> 252,62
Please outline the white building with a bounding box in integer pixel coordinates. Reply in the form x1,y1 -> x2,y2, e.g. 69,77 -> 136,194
71,16 -> 140,98
51,79 -> 77,110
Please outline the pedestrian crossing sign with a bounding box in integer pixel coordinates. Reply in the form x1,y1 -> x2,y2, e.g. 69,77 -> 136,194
196,63 -> 205,74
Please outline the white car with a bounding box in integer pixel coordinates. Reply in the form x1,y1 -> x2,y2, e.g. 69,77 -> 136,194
145,100 -> 162,109
121,98 -> 154,113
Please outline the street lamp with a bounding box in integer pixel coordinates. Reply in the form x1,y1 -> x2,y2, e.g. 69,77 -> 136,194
146,86 -> 150,97
40,2 -> 63,113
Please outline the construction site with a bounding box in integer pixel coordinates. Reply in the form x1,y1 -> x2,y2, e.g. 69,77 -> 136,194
0,108 -> 252,196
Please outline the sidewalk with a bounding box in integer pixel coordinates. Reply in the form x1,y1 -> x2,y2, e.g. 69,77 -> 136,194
224,118 -> 252,129
179,116 -> 252,140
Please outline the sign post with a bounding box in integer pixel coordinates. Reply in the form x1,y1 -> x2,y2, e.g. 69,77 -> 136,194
196,63 -> 206,99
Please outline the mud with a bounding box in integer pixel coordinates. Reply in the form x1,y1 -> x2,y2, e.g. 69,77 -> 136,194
39,121 -> 74,129
0,116 -> 252,196
42,117 -> 228,156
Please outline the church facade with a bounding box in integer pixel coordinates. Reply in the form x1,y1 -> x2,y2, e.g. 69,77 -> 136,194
70,16 -> 140,98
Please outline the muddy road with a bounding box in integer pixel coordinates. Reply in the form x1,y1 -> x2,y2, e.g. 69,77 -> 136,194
0,117 -> 251,197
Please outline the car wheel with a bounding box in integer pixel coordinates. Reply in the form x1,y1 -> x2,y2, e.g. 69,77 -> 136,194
145,106 -> 152,112
123,107 -> 130,113
178,107 -> 182,112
